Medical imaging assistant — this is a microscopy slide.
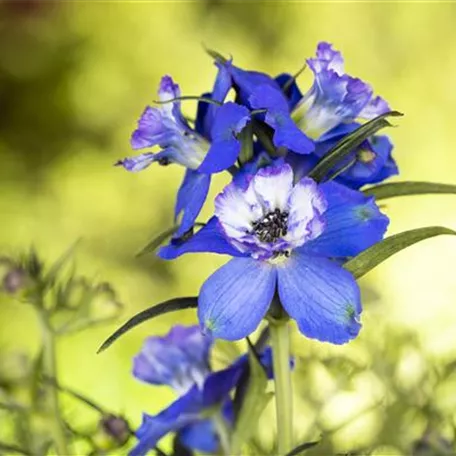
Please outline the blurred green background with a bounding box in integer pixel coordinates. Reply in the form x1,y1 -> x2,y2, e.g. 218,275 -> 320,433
1,1 -> 456,454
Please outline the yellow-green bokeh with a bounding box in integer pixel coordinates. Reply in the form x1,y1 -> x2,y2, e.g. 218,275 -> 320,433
1,1 -> 456,454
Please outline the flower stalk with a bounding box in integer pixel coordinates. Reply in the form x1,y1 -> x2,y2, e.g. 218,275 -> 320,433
212,410 -> 231,456
270,315 -> 293,455
38,311 -> 69,455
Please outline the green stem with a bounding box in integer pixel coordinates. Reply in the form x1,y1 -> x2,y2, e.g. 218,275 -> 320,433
212,411 -> 231,455
270,319 -> 293,455
38,313 -> 69,455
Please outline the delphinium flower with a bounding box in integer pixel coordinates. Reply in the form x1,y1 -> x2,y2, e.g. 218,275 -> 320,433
291,42 -> 390,139
208,42 -> 397,190
159,160 -> 389,343
130,325 -> 274,456
116,76 -> 250,237
272,41 -> 398,188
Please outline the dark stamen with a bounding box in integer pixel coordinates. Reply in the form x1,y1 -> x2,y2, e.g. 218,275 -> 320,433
252,208 -> 289,243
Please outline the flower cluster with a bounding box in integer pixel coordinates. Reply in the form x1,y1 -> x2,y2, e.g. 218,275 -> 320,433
107,41 -> 456,456
117,41 -> 394,344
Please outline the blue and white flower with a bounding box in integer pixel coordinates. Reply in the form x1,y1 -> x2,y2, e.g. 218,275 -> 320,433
160,161 -> 389,344
116,76 -> 250,237
291,42 -> 390,139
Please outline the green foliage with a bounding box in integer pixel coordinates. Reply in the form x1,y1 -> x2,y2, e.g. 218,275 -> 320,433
98,297 -> 198,352
364,181 -> 456,200
231,344 -> 273,454
308,112 -> 403,182
344,226 -> 456,279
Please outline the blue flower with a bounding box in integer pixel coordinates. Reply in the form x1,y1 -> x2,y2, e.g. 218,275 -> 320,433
159,161 -> 389,344
116,76 -> 250,237
291,42 -> 390,139
211,59 -> 315,155
131,325 -> 273,456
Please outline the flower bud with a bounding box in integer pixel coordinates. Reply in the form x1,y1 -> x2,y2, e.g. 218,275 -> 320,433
2,267 -> 28,294
93,414 -> 131,450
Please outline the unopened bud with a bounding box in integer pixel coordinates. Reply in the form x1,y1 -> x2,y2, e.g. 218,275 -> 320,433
2,267 -> 27,294
94,414 -> 131,450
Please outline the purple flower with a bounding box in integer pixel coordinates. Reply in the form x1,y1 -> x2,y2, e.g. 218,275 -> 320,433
131,325 -> 274,456
116,77 -> 250,237
133,326 -> 212,394
159,161 -> 389,344
292,42 -> 390,139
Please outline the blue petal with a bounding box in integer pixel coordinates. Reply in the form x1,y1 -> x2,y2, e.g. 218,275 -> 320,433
271,114 -> 315,155
228,63 -> 279,105
277,252 -> 362,344
179,420 -> 219,453
210,102 -> 250,141
115,152 -> 156,172
115,147 -> 185,173
249,84 -> 289,113
195,91 -> 212,138
198,257 -> 277,340
200,62 -> 233,138
198,139 -> 241,174
130,391 -> 203,456
132,325 -> 212,391
359,95 -> 390,119
249,85 -> 314,155
304,182 -> 389,258
275,73 -> 303,111
130,106 -> 171,150
158,217 -> 244,260
202,363 -> 245,407
175,170 -> 211,237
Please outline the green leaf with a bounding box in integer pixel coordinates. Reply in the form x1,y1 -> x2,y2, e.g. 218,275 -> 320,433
231,342 -> 273,454
308,111 -> 403,182
363,181 -> 456,200
43,240 -> 80,287
204,47 -> 228,64
137,223 -> 205,257
233,328 -> 270,419
238,123 -> 254,165
97,297 -> 198,353
285,441 -> 320,456
136,226 -> 179,257
344,226 -> 456,279
0,442 -> 31,456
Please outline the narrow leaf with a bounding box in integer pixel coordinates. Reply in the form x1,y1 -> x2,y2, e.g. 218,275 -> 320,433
285,441 -> 320,456
233,328 -> 270,419
136,226 -> 178,257
97,297 -> 198,353
42,376 -> 105,413
344,226 -> 456,279
308,111 -> 403,182
43,240 -> 80,286
363,181 -> 456,200
231,343 -> 273,453
137,223 -> 205,257
204,47 -> 228,64
0,442 -> 31,456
